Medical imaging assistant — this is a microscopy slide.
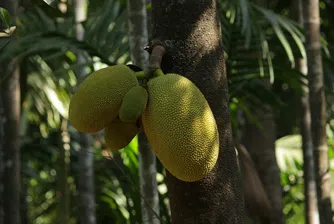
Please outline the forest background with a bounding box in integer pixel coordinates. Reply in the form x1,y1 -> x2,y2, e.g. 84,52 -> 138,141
0,0 -> 334,223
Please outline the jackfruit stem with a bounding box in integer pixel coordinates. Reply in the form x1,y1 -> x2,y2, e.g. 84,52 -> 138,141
153,69 -> 165,77
148,45 -> 165,71
135,71 -> 146,80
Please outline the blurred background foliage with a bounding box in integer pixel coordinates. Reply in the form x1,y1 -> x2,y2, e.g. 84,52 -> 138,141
0,0 -> 334,223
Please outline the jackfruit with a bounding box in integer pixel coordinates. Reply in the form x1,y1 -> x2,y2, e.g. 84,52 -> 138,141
104,118 -> 139,150
142,74 -> 219,182
119,86 -> 148,123
68,65 -> 138,133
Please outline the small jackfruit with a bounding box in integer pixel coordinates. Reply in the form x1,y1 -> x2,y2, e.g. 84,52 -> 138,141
104,118 -> 139,150
119,86 -> 148,123
68,65 -> 138,133
142,74 -> 219,182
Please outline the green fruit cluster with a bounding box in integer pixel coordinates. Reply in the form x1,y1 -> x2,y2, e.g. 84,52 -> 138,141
68,64 -> 147,150
68,64 -> 219,182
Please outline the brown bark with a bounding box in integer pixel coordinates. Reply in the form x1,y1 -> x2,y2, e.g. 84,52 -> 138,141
241,100 -> 285,224
128,0 -> 160,223
151,1 -> 244,223
234,141 -> 272,222
0,1 -> 21,224
303,0 -> 333,222
291,1 -> 320,223
0,65 -> 21,224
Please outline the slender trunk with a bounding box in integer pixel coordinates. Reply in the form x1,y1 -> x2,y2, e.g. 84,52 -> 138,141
74,0 -> 96,223
0,1 -> 21,224
54,2 -> 71,223
241,101 -> 284,224
151,1 -> 244,223
291,1 -> 320,223
234,140 -> 272,222
77,134 -> 96,224
303,0 -> 333,223
138,133 -> 160,223
0,98 -> 3,224
56,120 -> 70,224
234,137 -> 272,223
20,181 -> 28,224
127,1 -> 160,223
241,1 -> 284,223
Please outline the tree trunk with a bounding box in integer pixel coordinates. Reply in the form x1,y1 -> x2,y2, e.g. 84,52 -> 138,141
127,1 -> 160,223
56,120 -> 70,224
0,98 -> 3,224
291,1 -> 320,223
241,102 -> 284,224
241,1 -> 284,223
0,1 -> 21,224
20,181 -> 28,224
234,140 -> 272,223
77,134 -> 96,224
303,0 -> 333,222
151,1 -> 244,223
74,0 -> 97,223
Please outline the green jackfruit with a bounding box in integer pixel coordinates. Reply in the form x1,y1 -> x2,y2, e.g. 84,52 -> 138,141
142,74 -> 219,182
68,65 -> 138,133
119,86 -> 148,123
104,118 -> 139,150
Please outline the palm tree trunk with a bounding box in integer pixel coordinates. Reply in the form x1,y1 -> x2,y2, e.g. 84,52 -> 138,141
291,1 -> 320,223
0,1 -> 21,224
127,1 -> 160,223
151,0 -> 244,223
74,0 -> 97,223
303,0 -> 333,222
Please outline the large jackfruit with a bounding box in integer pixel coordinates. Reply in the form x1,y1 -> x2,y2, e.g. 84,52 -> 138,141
142,74 -> 219,182
104,118 -> 139,150
69,65 -> 138,133
119,86 -> 148,123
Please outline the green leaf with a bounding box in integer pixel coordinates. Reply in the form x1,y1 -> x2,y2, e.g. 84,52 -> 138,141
0,7 -> 12,29
254,5 -> 295,66
239,0 -> 252,48
278,16 -> 306,59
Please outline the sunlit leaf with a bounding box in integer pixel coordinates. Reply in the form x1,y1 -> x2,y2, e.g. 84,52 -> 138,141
0,7 -> 12,28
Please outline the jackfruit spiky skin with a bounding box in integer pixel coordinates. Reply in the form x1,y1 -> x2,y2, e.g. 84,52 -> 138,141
69,65 -> 138,133
119,86 -> 148,123
104,118 -> 139,150
142,74 -> 219,182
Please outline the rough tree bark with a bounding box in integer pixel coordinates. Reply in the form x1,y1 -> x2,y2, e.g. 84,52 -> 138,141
291,1 -> 320,223
151,1 -> 244,223
303,0 -> 333,222
127,1 -> 160,223
0,1 -> 21,224
74,0 -> 97,223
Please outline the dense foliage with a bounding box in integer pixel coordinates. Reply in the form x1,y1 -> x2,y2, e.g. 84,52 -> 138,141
0,0 -> 333,223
